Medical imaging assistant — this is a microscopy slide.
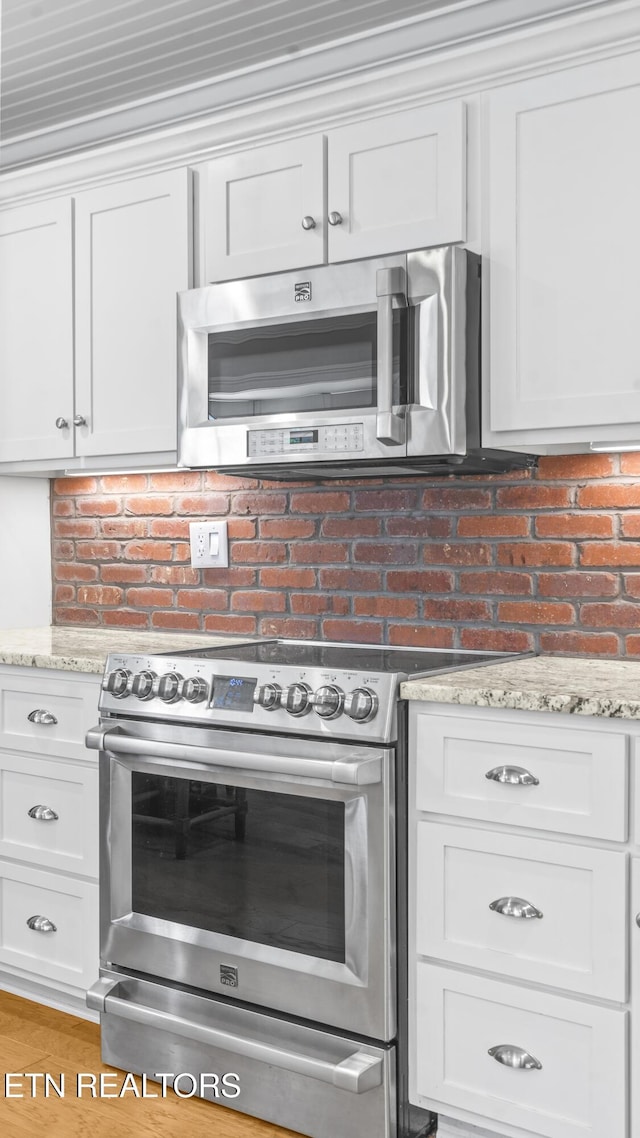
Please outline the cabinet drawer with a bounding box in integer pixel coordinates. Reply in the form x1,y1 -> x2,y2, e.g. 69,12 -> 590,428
0,671 -> 98,762
416,822 -> 627,999
412,708 -> 627,839
413,963 -> 627,1138
0,753 -> 97,876
0,860 -> 98,990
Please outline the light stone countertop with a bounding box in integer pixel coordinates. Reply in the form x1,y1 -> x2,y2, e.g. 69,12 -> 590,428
400,655 -> 640,719
0,627 -> 250,674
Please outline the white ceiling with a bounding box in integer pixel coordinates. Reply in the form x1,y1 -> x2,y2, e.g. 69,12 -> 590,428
0,0 -> 464,142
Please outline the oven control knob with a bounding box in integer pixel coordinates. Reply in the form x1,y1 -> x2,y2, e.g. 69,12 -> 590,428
183,676 -> 208,704
282,682 -> 312,716
131,670 -> 156,701
157,672 -> 183,703
254,683 -> 282,710
104,668 -> 131,699
344,687 -> 378,722
312,685 -> 345,719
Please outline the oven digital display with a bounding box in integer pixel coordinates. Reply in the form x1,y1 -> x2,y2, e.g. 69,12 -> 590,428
289,429 -> 318,446
211,676 -> 256,711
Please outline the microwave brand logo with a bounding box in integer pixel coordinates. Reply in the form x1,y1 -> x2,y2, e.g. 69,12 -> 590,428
220,964 -> 238,988
294,281 -> 312,302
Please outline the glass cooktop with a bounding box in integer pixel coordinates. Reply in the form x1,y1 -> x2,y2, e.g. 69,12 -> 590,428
166,639 -> 508,676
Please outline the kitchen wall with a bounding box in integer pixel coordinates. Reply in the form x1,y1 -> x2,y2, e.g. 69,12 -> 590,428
0,477 -> 51,628
51,452 -> 640,656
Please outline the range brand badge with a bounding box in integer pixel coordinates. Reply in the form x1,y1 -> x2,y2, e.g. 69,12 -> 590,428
294,281 -> 312,302
220,963 -> 238,988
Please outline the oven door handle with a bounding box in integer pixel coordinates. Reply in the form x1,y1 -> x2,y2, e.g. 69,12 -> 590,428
376,265 -> 407,446
86,725 -> 382,786
87,979 -> 383,1094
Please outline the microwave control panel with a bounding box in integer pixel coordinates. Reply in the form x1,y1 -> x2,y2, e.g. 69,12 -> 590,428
248,424 -> 364,456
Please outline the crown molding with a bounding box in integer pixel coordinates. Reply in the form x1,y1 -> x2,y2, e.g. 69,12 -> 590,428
0,0 -> 638,204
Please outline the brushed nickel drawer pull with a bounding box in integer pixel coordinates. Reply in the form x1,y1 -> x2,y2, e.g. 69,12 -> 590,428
489,896 -> 543,920
488,1044 -> 542,1070
636,914 -> 640,928
26,915 -> 57,934
485,764 -> 539,786
28,805 -> 59,822
27,709 -> 58,726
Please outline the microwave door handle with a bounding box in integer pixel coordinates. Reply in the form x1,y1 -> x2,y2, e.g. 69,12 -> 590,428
376,266 -> 406,446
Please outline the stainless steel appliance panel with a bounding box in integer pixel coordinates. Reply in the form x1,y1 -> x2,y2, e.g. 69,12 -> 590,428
96,719 -> 395,1041
177,248 -> 477,473
92,969 -> 396,1138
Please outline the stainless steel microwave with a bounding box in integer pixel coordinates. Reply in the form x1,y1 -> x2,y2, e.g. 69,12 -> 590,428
177,247 -> 530,479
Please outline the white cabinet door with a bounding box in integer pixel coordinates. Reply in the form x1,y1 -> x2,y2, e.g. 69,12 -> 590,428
327,101 -> 466,262
487,52 -> 640,442
416,822 -> 627,999
414,964 -> 627,1138
412,706 -> 628,840
0,859 -> 98,991
632,857 -> 640,1138
0,669 -> 100,764
0,752 -> 98,877
198,135 -> 326,282
0,198 -> 73,463
74,168 -> 191,457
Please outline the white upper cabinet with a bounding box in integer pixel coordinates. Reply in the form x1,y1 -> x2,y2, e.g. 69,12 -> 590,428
198,135 -> 326,281
486,52 -> 640,448
327,102 -> 466,263
0,169 -> 190,470
0,198 -> 74,463
74,168 -> 191,458
197,100 -> 466,282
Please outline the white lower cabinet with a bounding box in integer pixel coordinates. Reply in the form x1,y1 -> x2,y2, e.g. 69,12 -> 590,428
417,823 -> 627,1000
632,857 -> 640,1138
0,861 -> 98,990
415,964 -> 626,1138
410,702 -> 632,1138
0,665 -> 99,1014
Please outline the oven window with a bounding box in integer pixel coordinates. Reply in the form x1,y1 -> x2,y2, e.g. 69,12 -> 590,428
131,774 -> 346,963
207,309 -> 407,420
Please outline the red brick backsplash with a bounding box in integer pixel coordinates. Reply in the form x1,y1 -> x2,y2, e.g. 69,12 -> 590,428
50,454 -> 640,656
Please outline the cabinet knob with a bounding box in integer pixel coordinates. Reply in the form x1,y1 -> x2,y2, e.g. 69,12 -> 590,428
27,915 -> 57,934
488,1044 -> 542,1071
73,414 -> 87,427
28,805 -> 59,822
328,211 -> 343,226
55,417 -> 69,430
489,896 -> 543,920
27,709 -> 58,726
301,215 -> 316,230
485,764 -> 539,786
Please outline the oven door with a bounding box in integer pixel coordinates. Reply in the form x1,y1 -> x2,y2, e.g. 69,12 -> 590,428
90,720 -> 395,1042
178,253 -> 412,469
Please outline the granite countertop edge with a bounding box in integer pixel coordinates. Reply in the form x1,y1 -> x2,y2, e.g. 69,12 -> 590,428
399,680 -> 640,720
399,654 -> 640,720
0,628 -> 252,675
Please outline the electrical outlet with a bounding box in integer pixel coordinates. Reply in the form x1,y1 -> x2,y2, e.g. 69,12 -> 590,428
189,521 -> 229,568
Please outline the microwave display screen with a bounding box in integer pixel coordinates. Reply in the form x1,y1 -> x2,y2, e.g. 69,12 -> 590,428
289,430 -> 318,445
207,310 -> 406,421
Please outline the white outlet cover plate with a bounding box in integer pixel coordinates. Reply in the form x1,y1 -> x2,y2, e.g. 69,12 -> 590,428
189,521 -> 229,568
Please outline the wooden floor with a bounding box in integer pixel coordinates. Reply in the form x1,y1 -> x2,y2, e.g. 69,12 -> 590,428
0,990 -> 303,1137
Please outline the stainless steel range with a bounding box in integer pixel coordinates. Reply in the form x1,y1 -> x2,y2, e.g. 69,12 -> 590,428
86,639 -> 512,1138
